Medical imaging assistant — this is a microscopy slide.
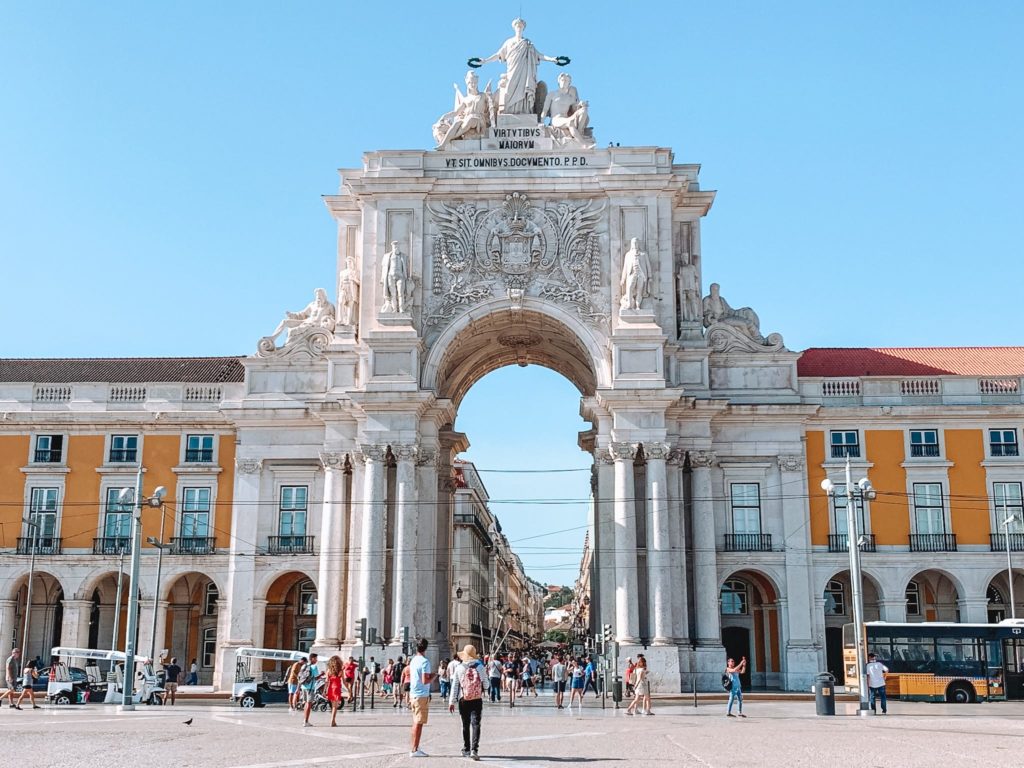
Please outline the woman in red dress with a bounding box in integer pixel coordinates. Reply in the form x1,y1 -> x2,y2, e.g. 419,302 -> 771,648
326,655 -> 344,726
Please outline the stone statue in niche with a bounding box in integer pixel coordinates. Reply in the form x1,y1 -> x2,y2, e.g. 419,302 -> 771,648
257,288 -> 336,357
677,251 -> 701,322
337,255 -> 360,328
380,241 -> 413,314
541,73 -> 594,148
701,282 -> 786,352
468,17 -> 569,115
619,238 -> 651,311
434,71 -> 493,149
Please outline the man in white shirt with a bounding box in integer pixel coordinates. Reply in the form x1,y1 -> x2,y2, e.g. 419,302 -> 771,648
550,655 -> 567,709
865,653 -> 889,714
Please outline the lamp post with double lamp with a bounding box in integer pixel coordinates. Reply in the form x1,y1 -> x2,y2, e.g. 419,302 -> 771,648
821,456 -> 876,716
1001,510 -> 1018,620
117,467 -> 166,710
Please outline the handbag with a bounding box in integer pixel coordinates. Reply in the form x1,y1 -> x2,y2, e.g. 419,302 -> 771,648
721,673 -> 732,691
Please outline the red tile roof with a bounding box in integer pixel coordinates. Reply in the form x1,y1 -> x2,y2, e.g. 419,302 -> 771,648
0,357 -> 246,383
798,348 -> 1024,378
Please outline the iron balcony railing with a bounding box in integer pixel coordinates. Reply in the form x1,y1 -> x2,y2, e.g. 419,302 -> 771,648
827,533 -> 876,553
93,537 -> 131,555
909,533 -> 957,552
830,445 -> 861,459
33,448 -> 63,463
185,448 -> 214,462
909,444 -> 941,458
16,537 -> 62,555
724,533 -> 772,552
108,449 -> 138,463
991,443 -> 1020,457
266,535 -> 315,554
170,536 -> 217,555
990,533 -> 1024,552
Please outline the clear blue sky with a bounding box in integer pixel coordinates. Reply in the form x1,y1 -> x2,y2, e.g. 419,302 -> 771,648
2,2 -> 1021,584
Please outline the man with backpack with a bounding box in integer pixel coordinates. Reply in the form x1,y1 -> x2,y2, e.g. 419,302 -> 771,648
448,644 -> 489,761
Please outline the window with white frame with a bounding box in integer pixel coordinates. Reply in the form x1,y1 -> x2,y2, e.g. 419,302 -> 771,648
202,627 -> 217,668
906,581 -> 921,615
109,434 -> 138,463
299,580 -> 317,616
721,579 -> 748,615
830,430 -> 860,459
296,627 -> 315,653
912,483 -> 945,534
824,579 -> 846,615
830,485 -> 866,536
203,583 -> 219,615
990,429 -> 1020,457
28,488 -> 59,538
730,483 -> 761,534
185,434 -> 215,463
181,487 -> 211,538
103,487 -> 134,538
909,429 -> 940,458
994,482 -> 1024,533
278,486 -> 308,540
33,435 -> 63,463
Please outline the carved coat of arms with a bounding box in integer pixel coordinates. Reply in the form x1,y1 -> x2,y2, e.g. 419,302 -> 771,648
426,192 -> 606,328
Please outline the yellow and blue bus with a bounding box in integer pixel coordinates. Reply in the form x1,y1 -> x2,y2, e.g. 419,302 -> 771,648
843,621 -> 1024,703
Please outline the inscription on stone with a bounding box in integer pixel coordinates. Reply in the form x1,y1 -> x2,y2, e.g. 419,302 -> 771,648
444,155 -> 588,169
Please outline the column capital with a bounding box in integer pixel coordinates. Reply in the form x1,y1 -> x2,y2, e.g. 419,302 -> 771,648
415,448 -> 438,467
667,447 -> 686,466
608,441 -> 638,461
644,442 -> 671,461
60,598 -> 93,609
689,450 -> 717,469
358,444 -> 388,463
236,457 -> 263,474
320,451 -> 349,470
393,443 -> 419,462
778,455 -> 805,472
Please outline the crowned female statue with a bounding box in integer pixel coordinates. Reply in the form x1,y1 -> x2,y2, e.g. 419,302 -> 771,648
471,18 -> 568,115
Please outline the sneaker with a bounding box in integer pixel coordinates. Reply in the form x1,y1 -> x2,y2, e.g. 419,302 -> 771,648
644,711 -> 654,716
303,722 -> 312,727
738,714 -> 747,718
410,749 -> 428,758
727,713 -> 736,718
461,750 -> 470,758
471,752 -> 480,761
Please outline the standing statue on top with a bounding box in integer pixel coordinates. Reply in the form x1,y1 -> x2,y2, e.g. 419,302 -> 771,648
380,241 -> 413,314
619,238 -> 651,312
468,18 -> 569,115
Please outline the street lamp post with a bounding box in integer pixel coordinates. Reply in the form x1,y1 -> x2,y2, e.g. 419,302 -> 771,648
822,456 -> 876,717
1002,510 -> 1018,620
146,504 -> 172,661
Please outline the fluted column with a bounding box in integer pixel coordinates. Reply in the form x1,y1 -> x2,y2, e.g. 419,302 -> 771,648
316,451 -> 349,646
610,442 -> 640,643
357,444 -> 387,634
691,450 -> 721,645
645,443 -> 672,645
667,449 -> 689,642
413,449 -> 438,633
391,444 -> 418,638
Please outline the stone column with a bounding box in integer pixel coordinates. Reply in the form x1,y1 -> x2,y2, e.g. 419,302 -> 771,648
594,454 -> 616,638
645,443 -> 672,645
316,451 -> 349,647
957,597 -> 989,624
391,444 -> 418,638
216,457 -> 262,690
690,450 -> 720,645
413,449 -> 439,634
60,599 -> 94,666
667,449 -> 689,642
878,598 -> 907,623
610,442 -> 640,643
0,600 -> 16,652
152,600 -> 169,659
344,458 -> 365,643
357,444 -> 387,635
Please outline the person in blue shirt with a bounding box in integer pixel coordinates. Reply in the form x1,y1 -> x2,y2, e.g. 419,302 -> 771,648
302,653 -> 324,727
584,657 -> 597,696
726,656 -> 747,718
408,638 -> 436,758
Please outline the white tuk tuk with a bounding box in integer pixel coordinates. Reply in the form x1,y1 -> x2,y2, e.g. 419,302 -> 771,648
49,647 -> 165,705
232,647 -> 307,708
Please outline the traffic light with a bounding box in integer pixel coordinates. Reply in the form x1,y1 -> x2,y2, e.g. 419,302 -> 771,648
401,626 -> 410,655
602,624 -> 613,645
356,617 -> 367,643
367,626 -> 378,646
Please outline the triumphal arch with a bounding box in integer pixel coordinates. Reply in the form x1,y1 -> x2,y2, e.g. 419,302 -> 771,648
235,19 -> 814,691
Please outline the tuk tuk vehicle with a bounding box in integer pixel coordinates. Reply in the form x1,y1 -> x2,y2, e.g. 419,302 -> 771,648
48,647 -> 165,705
232,647 -> 307,708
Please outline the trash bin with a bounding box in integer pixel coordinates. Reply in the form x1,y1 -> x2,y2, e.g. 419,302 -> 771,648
814,672 -> 836,716
612,676 -> 623,703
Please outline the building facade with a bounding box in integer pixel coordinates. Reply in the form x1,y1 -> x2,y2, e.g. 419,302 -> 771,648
2,21 -> 1022,693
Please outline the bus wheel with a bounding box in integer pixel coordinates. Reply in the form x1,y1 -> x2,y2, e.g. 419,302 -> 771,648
945,682 -> 974,704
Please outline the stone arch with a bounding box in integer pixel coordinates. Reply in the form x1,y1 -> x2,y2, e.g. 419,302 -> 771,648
819,568 -> 887,604
260,571 -> 318,654
719,568 -> 783,689
163,571 -> 223,685
983,566 -> 1024,622
902,568 -> 964,622
421,299 -> 608,405
74,566 -> 131,602
11,569 -> 66,661
819,569 -> 884,683
159,567 -> 226,603
7,568 -> 69,602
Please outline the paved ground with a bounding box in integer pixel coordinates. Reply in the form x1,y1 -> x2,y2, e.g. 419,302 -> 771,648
3,692 -> 1024,768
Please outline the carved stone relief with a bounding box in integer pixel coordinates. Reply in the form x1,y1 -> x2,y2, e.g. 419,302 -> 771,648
426,192 -> 607,329
609,441 -> 638,461
257,288 -> 336,359
702,283 -> 786,353
643,442 -> 671,461
778,455 -> 804,472
688,450 -> 716,469
236,458 -> 263,474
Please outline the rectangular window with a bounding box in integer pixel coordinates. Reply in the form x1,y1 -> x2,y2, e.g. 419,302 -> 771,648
730,483 -> 761,534
909,429 -> 940,458
991,429 -> 1020,457
296,627 -> 315,653
185,434 -> 215,463
830,430 -> 860,459
29,487 -> 59,538
202,627 -> 217,668
830,485 -> 866,536
33,435 -> 63,463
279,486 -> 308,537
912,483 -> 945,534
104,487 -> 134,538
181,487 -> 212,538
994,482 -> 1024,533
109,434 -> 138,463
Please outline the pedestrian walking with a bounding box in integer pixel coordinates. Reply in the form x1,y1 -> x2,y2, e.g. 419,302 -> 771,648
15,659 -> 41,710
383,659 -> 395,698
163,657 -> 182,705
551,654 -> 567,709
624,657 -> 635,698
343,656 -> 357,702
301,652 -> 323,727
584,656 -> 598,696
725,656 -> 747,718
865,653 -> 889,714
187,658 -> 198,686
392,656 -> 405,708
408,637 -> 436,758
401,660 -> 412,709
568,658 -> 585,710
449,644 -> 489,761
439,657 -> 452,700
326,655 -> 344,726
286,657 -> 305,711
486,654 -> 502,702
3,648 -> 21,709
